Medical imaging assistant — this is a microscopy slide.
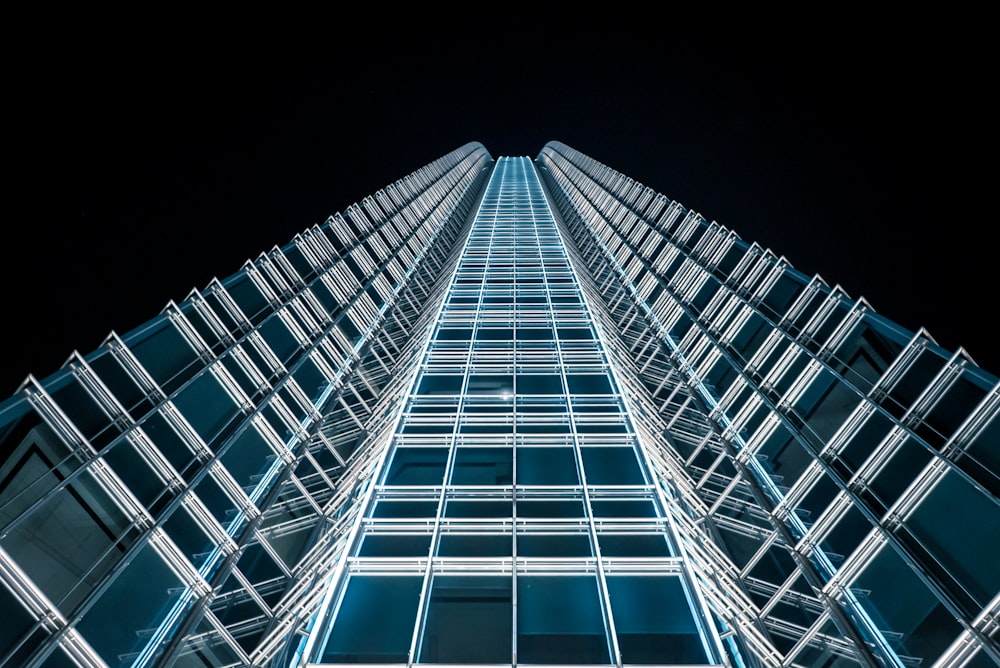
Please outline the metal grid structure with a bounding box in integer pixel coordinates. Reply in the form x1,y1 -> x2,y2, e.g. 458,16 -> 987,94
0,143 -> 492,667
536,142 -> 1000,667
299,156 -> 727,666
0,141 -> 997,668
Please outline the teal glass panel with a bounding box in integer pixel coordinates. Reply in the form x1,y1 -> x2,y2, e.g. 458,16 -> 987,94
451,448 -> 513,485
142,413 -> 197,476
416,375 -> 463,395
48,375 -> 118,448
467,374 -> 514,395
557,327 -> 593,340
219,353 -> 262,401
126,317 -> 205,393
219,426 -> 276,492
436,327 -> 473,340
517,327 -> 554,340
772,352 -> 810,398
757,425 -> 811,489
837,410 -> 894,472
224,272 -> 269,318
172,372 -> 242,447
516,448 -> 579,486
797,370 -> 861,444
882,348 -> 946,419
0,466 -> 131,613
566,374 -> 614,395
829,319 -> 906,393
867,437 -> 931,511
163,504 -> 216,568
75,542 -> 184,666
88,351 -> 151,418
258,317 -> 301,364
444,499 -> 511,517
747,544 -> 797,587
517,374 -> 563,394
581,447 -> 645,485
384,448 -> 448,486
477,327 -> 513,341
459,421 -> 514,434
850,545 -> 961,663
373,500 -> 440,518
320,576 -> 422,663
821,505 -> 871,564
517,499 -> 585,518
716,527 -> 764,570
403,420 -> 455,434
598,533 -> 672,557
729,312 -> 770,364
576,422 -> 628,434
437,533 -> 512,557
193,473 -> 239,526
917,374 -> 987,446
517,533 -> 592,557
960,410 -> 1000,496
0,583 -> 41,666
259,514 -> 317,570
517,575 -> 610,664
796,473 -> 838,526
590,499 -> 659,518
101,438 -> 168,510
46,645 -> 94,668
759,271 -> 804,320
358,533 -> 432,557
418,576 -> 512,663
606,576 -> 708,664
903,470 -> 1000,608
236,541 -> 285,589
786,618 -> 866,667
292,355 -> 328,404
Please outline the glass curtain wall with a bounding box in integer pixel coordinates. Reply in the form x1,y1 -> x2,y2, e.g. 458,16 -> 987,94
0,143 -> 492,668
303,157 -> 725,666
537,141 -> 1000,668
1,139 -> 996,668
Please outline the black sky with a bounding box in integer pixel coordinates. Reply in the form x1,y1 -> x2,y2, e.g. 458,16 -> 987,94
3,19 -> 995,397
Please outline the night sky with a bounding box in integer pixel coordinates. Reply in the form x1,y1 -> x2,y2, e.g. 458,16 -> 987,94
3,19 -> 994,398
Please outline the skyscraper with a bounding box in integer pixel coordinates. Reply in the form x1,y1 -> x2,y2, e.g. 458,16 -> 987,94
0,141 -> 996,667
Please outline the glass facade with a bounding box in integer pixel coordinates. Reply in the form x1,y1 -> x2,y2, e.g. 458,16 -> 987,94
301,157 -> 721,666
0,142 -> 997,667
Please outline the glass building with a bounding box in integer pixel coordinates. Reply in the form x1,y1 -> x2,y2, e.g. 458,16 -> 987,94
0,142 -> 997,668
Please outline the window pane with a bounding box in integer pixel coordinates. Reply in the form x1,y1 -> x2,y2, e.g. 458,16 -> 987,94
320,576 -> 422,663
849,546 -> 960,663
371,500 -> 439,518
445,499 -> 511,518
451,448 -> 513,485
517,575 -> 610,664
357,533 -> 432,557
0,467 -> 131,613
516,448 -> 578,486
518,374 -> 563,395
591,499 -> 659,518
904,471 -> 1000,608
606,575 -> 708,664
598,533 -> 672,557
418,576 -> 512,663
75,543 -> 184,664
438,534 -> 512,557
517,499 -> 585,518
517,533 -> 592,557
384,448 -> 448,485
581,447 -> 645,485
